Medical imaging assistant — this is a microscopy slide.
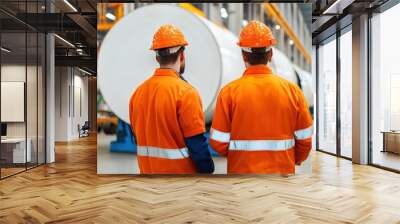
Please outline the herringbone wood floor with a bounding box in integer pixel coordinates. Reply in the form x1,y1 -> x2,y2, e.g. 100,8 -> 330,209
1,135 -> 400,223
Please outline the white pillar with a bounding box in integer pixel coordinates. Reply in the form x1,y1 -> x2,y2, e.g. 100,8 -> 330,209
124,3 -> 135,15
46,33 -> 55,163
352,14 -> 369,164
208,3 -> 222,25
227,3 -> 243,36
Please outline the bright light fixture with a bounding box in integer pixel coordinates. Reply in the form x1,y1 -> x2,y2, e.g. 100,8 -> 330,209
289,40 -> 294,45
220,8 -> 228,19
323,0 -> 343,15
106,13 -> 116,21
63,0 -> 78,12
242,20 -> 248,26
78,67 -> 92,76
54,34 -> 75,48
1,47 -> 11,53
275,24 -> 281,30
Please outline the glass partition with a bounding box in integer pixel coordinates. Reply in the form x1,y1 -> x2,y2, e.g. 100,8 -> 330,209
371,3 -> 400,171
1,30 -> 28,177
317,37 -> 337,154
0,1 -> 46,179
27,31 -> 38,169
339,29 -> 352,158
38,32 -> 45,165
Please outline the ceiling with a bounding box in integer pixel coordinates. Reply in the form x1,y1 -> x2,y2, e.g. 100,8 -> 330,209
0,0 -> 97,74
311,0 -> 390,44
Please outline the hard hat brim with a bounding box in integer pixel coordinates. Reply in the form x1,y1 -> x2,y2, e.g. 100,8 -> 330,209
150,42 -> 188,51
237,38 -> 277,48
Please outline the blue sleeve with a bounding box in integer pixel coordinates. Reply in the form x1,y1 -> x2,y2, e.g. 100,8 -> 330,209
184,133 -> 215,174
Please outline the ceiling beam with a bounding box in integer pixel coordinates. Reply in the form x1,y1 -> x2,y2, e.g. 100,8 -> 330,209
67,13 -> 96,38
55,55 -> 96,72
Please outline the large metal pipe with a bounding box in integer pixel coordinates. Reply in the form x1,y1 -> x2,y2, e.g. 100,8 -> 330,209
98,4 -> 312,124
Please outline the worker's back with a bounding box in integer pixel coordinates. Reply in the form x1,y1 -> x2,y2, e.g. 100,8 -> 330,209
229,67 -> 299,139
210,65 -> 313,174
129,68 -> 202,174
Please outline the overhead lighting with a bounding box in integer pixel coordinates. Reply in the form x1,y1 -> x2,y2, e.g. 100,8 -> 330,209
105,13 -> 116,21
54,34 -> 75,48
220,7 -> 228,19
275,24 -> 281,30
78,67 -> 92,76
1,47 -> 11,53
322,0 -> 348,15
76,48 -> 84,55
63,0 -> 78,12
242,20 -> 248,27
289,40 -> 294,45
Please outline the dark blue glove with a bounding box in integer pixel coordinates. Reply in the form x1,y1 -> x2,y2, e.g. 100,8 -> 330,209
185,133 -> 215,174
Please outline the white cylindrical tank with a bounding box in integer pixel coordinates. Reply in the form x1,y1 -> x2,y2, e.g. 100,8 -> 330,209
293,65 -> 314,108
269,48 -> 298,84
98,4 -> 314,124
98,4 -> 244,124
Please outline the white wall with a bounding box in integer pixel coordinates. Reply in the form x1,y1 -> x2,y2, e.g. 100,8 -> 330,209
55,67 -> 69,141
54,67 -> 89,141
1,64 -> 46,164
1,65 -> 39,138
71,73 -> 89,138
1,65 -> 26,138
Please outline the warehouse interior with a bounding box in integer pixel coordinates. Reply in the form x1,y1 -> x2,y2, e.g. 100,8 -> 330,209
97,3 -> 314,174
0,1 -> 400,223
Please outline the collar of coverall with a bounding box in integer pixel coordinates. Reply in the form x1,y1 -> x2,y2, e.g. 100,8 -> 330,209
153,68 -> 179,78
243,64 -> 273,76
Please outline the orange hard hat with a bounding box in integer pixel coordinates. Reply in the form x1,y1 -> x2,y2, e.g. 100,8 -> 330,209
238,20 -> 277,48
150,24 -> 188,50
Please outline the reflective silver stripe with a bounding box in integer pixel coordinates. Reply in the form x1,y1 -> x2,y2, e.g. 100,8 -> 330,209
137,146 -> 189,159
229,139 -> 295,151
294,126 -> 313,140
210,128 -> 230,143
